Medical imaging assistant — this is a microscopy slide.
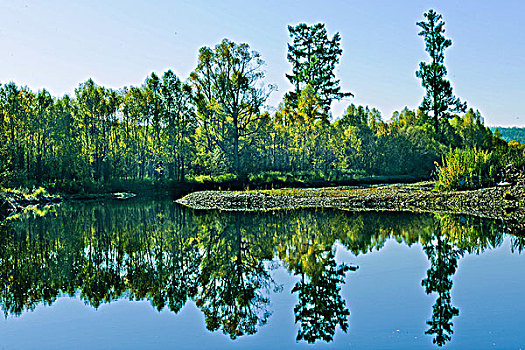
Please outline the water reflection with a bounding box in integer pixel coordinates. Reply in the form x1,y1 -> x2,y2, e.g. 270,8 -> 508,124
0,201 -> 522,346
195,214 -> 274,338
292,251 -> 355,343
422,234 -> 461,346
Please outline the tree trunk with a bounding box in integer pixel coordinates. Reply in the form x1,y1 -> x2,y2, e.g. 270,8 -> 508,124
233,113 -> 240,175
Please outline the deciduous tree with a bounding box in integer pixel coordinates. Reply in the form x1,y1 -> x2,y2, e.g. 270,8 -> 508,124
190,39 -> 273,175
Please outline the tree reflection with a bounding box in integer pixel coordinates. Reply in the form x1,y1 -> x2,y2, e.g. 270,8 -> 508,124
419,214 -> 510,346
421,225 -> 463,346
195,213 -> 274,339
292,251 -> 355,343
271,211 -> 357,343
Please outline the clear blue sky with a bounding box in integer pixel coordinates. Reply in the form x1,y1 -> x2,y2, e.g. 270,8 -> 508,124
1,0 -> 523,126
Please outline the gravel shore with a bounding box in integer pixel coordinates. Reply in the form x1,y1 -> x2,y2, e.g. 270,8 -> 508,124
177,182 -> 525,234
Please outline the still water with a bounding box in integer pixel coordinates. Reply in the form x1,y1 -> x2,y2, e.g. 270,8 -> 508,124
0,200 -> 524,349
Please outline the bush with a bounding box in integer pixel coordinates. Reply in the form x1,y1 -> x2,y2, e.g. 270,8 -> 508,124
435,148 -> 498,191
191,173 -> 238,184
504,140 -> 525,168
26,187 -> 49,199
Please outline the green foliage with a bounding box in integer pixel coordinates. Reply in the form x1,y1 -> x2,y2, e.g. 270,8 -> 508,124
0,70 -> 197,190
435,148 -> 498,191
501,140 -> 525,168
0,20 -> 519,190
286,23 -> 352,110
191,173 -> 238,184
190,39 -> 273,175
416,10 -> 466,134
0,150 -> 9,187
25,186 -> 48,199
1,186 -> 50,201
248,172 -> 290,184
450,109 -> 493,149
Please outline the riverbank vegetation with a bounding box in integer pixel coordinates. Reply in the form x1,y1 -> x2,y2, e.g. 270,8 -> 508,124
0,10 -> 523,196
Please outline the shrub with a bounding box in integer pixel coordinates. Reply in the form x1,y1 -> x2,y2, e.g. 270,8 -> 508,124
504,140 -> 525,168
435,148 -> 498,191
191,173 -> 238,184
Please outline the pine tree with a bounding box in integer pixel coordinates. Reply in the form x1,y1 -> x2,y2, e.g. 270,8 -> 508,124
416,10 -> 466,134
286,23 -> 352,111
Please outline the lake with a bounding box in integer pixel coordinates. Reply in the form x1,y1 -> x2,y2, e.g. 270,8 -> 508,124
1,200 -> 524,349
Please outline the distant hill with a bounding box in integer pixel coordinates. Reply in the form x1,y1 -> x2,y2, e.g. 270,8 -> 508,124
490,127 -> 525,143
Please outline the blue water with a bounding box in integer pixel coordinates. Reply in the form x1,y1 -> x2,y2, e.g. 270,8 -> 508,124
0,201 -> 524,349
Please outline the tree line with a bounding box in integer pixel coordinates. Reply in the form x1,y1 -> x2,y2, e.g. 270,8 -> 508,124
492,127 -> 525,144
0,10 -> 522,191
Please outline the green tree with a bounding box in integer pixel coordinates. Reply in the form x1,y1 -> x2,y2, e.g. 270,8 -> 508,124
75,79 -> 109,181
0,83 -> 30,177
52,95 -> 85,182
33,89 -> 54,181
450,108 -> 493,149
121,85 -> 149,179
416,10 -> 466,135
160,70 -> 196,181
190,39 -> 273,175
286,23 -> 352,110
288,86 -> 330,171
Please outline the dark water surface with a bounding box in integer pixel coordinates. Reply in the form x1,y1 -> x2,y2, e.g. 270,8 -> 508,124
0,200 -> 524,349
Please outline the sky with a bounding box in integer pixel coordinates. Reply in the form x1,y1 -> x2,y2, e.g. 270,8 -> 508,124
0,0 -> 523,126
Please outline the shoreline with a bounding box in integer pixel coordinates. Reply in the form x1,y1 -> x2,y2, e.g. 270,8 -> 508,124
0,175 -> 427,221
3,180 -> 524,235
176,182 -> 525,234
0,189 -> 62,220
0,190 -> 138,221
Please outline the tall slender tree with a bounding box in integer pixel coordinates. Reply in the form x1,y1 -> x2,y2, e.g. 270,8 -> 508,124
416,10 -> 466,134
161,70 -> 195,181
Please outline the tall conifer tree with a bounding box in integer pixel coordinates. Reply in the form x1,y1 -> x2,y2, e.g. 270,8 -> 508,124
416,10 -> 466,134
286,23 -> 352,111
